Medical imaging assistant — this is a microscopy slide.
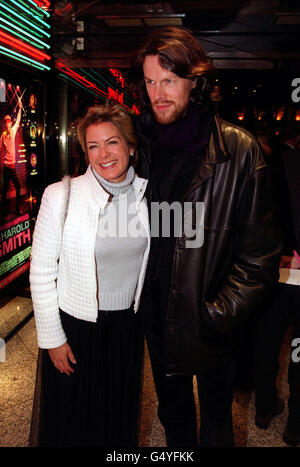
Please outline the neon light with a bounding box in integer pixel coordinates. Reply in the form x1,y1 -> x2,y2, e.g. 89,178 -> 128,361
108,87 -> 124,104
58,73 -> 97,98
0,45 -> 50,70
28,0 -> 50,17
16,0 -> 50,18
0,30 -> 51,61
80,68 -> 135,108
0,37 -> 45,61
80,68 -> 114,92
110,68 -> 125,88
7,0 -> 50,29
30,0 -> 51,11
57,64 -> 107,98
57,65 -> 133,111
0,48 -> 48,70
0,22 -> 43,49
0,9 -> 44,39
0,17 -> 50,48
0,2 -> 51,38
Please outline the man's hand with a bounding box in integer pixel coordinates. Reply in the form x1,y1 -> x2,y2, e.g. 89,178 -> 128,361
18,96 -> 22,109
48,342 -> 77,375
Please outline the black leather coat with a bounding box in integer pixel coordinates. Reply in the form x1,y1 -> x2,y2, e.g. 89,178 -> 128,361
136,114 -> 282,375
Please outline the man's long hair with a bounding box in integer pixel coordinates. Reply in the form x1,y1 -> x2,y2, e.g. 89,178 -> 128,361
127,27 -> 219,114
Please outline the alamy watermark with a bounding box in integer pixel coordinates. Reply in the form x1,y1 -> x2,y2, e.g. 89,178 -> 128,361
291,78 -> 300,103
291,338 -> 300,363
0,338 -> 6,363
99,197 -> 205,249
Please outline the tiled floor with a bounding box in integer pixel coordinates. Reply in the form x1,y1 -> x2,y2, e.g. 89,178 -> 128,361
0,292 -> 297,447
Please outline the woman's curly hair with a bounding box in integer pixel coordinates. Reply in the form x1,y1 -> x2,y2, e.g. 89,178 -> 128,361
127,27 -> 220,114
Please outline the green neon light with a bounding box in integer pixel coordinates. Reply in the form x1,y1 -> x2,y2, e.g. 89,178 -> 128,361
0,2 -> 51,38
85,68 -> 132,107
89,67 -> 131,103
90,68 -> 113,88
58,73 -> 98,98
0,48 -> 49,71
78,68 -> 106,88
84,68 -> 125,96
0,44 -> 50,70
27,0 -> 50,18
0,9 -> 44,39
0,22 -> 46,49
7,0 -> 50,29
0,16 -> 50,47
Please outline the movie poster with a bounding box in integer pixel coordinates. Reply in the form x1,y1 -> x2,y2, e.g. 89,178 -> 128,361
0,77 -> 44,289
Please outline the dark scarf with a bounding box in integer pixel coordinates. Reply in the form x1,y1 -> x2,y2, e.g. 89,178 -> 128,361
151,105 -> 213,203
152,104 -> 212,155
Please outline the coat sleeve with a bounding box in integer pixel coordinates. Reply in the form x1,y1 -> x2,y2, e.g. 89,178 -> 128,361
202,161 -> 283,334
30,184 -> 67,348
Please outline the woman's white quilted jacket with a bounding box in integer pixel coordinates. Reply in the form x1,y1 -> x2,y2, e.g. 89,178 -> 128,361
30,165 -> 150,349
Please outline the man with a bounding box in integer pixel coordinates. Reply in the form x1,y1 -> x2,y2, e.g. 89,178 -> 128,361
129,27 -> 282,447
254,129 -> 300,445
0,96 -> 22,216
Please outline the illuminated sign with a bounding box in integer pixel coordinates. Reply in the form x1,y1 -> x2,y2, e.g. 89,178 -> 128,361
0,75 -> 43,288
0,213 -> 31,289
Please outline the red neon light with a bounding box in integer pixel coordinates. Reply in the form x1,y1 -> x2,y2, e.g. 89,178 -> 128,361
132,104 -> 139,115
0,35 -> 45,61
0,31 -> 51,61
31,0 -> 51,9
56,62 -> 139,114
108,86 -> 123,104
109,68 -> 125,88
57,63 -> 107,98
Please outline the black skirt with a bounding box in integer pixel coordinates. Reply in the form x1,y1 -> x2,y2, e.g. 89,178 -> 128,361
31,307 -> 144,447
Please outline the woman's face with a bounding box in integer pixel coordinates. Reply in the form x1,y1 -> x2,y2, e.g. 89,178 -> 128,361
86,121 -> 132,183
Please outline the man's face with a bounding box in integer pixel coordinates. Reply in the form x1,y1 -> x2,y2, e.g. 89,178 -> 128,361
143,54 -> 195,125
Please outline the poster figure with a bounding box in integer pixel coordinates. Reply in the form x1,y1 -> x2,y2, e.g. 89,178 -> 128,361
0,96 -> 22,218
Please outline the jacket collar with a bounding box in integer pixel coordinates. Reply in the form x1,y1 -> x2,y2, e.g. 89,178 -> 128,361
132,176 -> 148,205
183,115 -> 231,197
207,115 -> 230,164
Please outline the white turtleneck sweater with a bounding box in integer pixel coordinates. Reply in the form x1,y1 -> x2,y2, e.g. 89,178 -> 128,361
92,166 -> 148,310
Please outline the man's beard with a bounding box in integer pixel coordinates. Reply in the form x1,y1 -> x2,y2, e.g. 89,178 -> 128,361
152,100 -> 187,125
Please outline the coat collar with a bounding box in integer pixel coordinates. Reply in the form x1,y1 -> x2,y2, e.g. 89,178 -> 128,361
207,115 -> 231,164
185,115 -> 231,193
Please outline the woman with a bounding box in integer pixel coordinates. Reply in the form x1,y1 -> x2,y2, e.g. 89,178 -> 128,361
30,103 -> 150,447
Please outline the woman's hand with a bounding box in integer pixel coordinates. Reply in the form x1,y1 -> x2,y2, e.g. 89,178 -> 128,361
48,343 -> 77,375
